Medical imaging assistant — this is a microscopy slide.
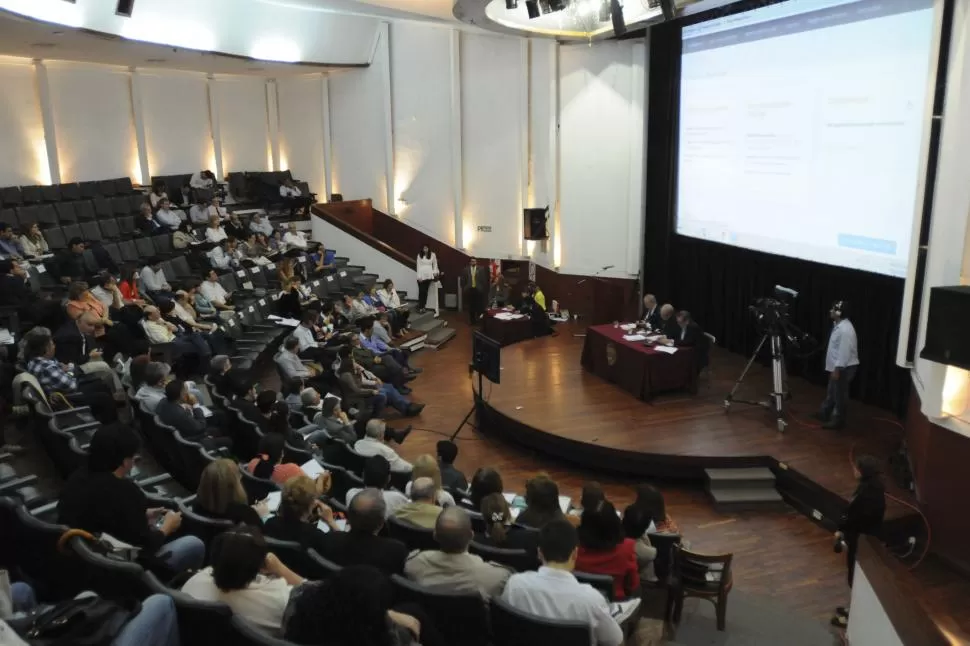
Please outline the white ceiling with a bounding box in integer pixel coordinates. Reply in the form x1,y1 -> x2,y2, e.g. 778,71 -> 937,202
270,0 -> 457,22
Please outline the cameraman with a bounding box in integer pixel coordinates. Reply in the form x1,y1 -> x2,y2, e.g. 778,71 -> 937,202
816,300 -> 858,430
832,454 -> 886,628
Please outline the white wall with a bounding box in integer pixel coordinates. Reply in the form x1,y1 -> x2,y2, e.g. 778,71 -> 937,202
389,22 -> 456,245
140,71 -> 214,177
313,217 -> 417,298
329,27 -> 391,212
46,61 -> 139,183
0,58 -> 47,186
846,567 -> 905,646
216,76 -> 270,174
460,33 -> 525,259
559,41 -> 645,276
278,75 -> 327,195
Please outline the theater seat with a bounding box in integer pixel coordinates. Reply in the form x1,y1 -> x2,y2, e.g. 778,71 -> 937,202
489,596 -> 590,646
390,574 -> 490,646
142,571 -> 234,646
228,615 -> 295,646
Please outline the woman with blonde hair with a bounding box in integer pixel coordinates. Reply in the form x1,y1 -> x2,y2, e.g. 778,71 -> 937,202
404,454 -> 456,507
263,474 -> 341,554
195,458 -> 266,526
205,214 -> 228,243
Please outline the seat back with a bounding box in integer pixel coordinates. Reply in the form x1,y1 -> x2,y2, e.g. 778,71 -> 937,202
81,221 -> 102,243
574,570 -> 616,601
2,497 -> 85,600
114,177 -> 135,194
78,181 -> 100,200
468,541 -> 539,572
119,239 -> 138,262
81,248 -> 100,274
648,532 -> 682,582
390,574 -> 490,646
135,236 -> 156,258
129,193 -> 147,213
239,463 -> 279,504
45,227 -> 66,250
171,430 -> 215,491
75,199 -> 96,222
98,179 -> 117,197
672,544 -> 732,595
333,441 -> 366,475
59,182 -> 80,201
385,515 -> 438,552
66,535 -> 152,601
100,218 -> 120,240
15,205 -> 39,229
228,407 -> 263,461
118,215 -> 136,236
93,196 -> 113,219
264,537 -> 334,581
21,185 -> 43,204
228,615 -> 294,646
54,201 -> 78,224
153,233 -> 173,255
61,223 -> 82,244
178,500 -> 233,554
36,204 -> 58,228
103,242 -> 123,266
489,596 -> 590,646
112,196 -> 130,217
141,571 -> 234,646
305,548 -> 342,578
327,464 -> 363,504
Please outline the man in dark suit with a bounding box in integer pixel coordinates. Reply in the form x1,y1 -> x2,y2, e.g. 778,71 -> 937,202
54,312 -> 102,367
658,303 -> 679,339
156,379 -> 231,451
0,259 -> 31,309
54,238 -> 88,285
641,294 -> 661,329
673,310 -> 710,371
320,487 -> 408,576
461,258 -> 490,325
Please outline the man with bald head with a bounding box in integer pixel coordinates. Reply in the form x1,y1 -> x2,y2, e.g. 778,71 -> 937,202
641,294 -> 660,329
319,488 -> 408,576
658,303 -> 679,339
392,476 -> 441,530
54,310 -> 123,395
404,506 -> 511,599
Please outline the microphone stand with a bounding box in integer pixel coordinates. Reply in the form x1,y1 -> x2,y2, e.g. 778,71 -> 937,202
573,265 -> 615,337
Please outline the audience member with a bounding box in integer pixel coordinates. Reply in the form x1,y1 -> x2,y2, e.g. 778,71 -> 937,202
345,455 -> 410,517
630,484 -> 678,533
475,493 -> 539,555
25,332 -> 117,423
199,269 -> 235,315
224,212 -> 247,241
58,425 -> 205,573
516,474 -> 565,529
0,259 -> 30,312
209,196 -> 228,219
190,169 -> 216,190
284,565 -> 423,646
276,336 -> 319,381
54,237 -> 87,285
207,237 -> 242,270
436,440 -> 468,492
189,200 -> 211,226
501,519 -> 629,646
246,432 -> 302,485
196,458 -> 266,526
375,279 -> 410,335
139,258 -> 173,302
280,180 -> 311,218
468,467 -> 504,509
156,378 -> 231,450
205,215 -> 228,243
181,525 -> 304,635
53,311 -> 124,395
392,477 -> 441,530
250,212 -> 273,237
154,198 -> 182,230
404,506 -> 511,599
575,500 -> 639,600
404,454 -> 456,507
19,222 -> 49,258
118,265 -> 146,306
355,419 -> 413,473
134,361 -> 171,413
621,504 -> 658,583
149,181 -> 168,208
263,475 -> 341,554
137,202 -> 162,233
323,488 -> 408,575
311,395 -> 357,445
338,351 -> 424,418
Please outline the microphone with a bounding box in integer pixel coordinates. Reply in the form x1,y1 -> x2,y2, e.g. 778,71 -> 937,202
602,265 -> 614,270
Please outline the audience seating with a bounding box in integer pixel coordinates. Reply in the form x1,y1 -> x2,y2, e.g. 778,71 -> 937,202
390,574 -> 490,646
385,514 -> 439,551
574,570 -> 617,602
667,543 -> 733,633
141,571 -> 235,646
229,615 -> 296,646
265,537 -> 335,581
468,541 -> 539,572
489,596 -> 591,646
178,500 -> 233,556
305,548 -> 342,578
648,532 -> 682,584
239,465 -> 279,504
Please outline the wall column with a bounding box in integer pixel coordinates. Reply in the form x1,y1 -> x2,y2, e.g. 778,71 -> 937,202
33,60 -> 60,185
207,75 -> 225,180
449,28 -> 464,249
321,75 -> 333,202
266,79 -> 280,171
129,68 -> 151,185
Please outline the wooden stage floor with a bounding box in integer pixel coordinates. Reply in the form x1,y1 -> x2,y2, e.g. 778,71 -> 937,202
476,322 -> 914,518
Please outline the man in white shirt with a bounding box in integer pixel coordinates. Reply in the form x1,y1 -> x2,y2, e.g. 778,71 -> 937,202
282,222 -> 308,249
90,274 -> 121,310
189,200 -> 211,225
200,270 -> 233,311
133,361 -> 171,413
207,239 -> 241,270
154,198 -> 183,231
189,170 -> 215,190
502,518 -> 635,646
817,300 -> 860,430
208,196 -> 228,220
140,258 -> 172,300
279,178 -> 309,217
345,454 -> 410,517
250,213 -> 273,237
354,419 -> 412,473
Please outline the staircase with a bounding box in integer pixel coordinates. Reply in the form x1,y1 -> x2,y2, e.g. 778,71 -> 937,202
705,467 -> 786,512
406,306 -> 456,350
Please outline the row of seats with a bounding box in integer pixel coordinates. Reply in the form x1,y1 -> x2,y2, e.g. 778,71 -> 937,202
0,177 -> 139,209
1,194 -> 147,231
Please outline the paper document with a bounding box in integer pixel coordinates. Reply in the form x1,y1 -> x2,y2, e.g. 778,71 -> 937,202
493,312 -> 525,320
558,496 -> 571,514
623,334 -> 647,342
194,404 -> 213,418
264,491 -> 282,513
503,492 -> 517,504
620,323 -> 637,331
610,599 -> 642,623
318,519 -> 348,533
509,507 -> 521,521
301,459 -> 327,479
653,345 -> 678,354
268,314 -> 300,327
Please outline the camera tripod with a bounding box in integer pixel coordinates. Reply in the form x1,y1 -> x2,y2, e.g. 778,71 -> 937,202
724,330 -> 791,432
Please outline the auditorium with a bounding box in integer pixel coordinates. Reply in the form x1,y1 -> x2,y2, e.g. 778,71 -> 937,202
0,0 -> 968,645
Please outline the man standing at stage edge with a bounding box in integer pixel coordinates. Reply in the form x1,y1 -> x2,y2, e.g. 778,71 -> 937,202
816,300 -> 859,430
462,258 -> 489,325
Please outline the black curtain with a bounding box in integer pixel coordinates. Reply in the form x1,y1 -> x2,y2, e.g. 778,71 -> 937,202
643,21 -> 909,414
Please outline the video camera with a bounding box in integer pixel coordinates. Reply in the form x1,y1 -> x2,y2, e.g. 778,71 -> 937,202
749,285 -> 799,332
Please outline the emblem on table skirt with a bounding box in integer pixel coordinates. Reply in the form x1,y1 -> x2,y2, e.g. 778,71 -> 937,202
606,343 -> 617,366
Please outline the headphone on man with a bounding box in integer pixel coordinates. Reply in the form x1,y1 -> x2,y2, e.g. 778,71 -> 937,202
831,300 -> 848,318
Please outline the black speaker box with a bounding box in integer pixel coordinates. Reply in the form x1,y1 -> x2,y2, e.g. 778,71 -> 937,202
523,207 -> 548,241
920,285 -> 970,370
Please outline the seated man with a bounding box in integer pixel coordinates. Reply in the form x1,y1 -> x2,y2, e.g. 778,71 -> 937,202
276,336 -> 324,383
142,305 -> 212,373
280,180 -> 311,219
25,332 -> 117,423
134,361 -> 172,413
207,238 -> 242,271
54,311 -> 124,396
153,198 -> 183,231
54,237 -> 88,286
291,311 -> 333,363
155,379 -> 231,451
436,440 -> 468,492
353,419 -> 412,472
199,269 -> 235,317
208,354 -> 247,398
308,393 -> 357,446
670,309 -> 709,372
320,487 -> 408,576
189,199 -> 211,225
404,505 -> 511,599
641,293 -> 661,329
58,425 -> 205,573
250,212 -> 273,237
359,322 -> 421,375
345,456 -> 410,517
348,333 -> 411,394
139,258 -> 174,303
501,518 -> 636,646
392,477 -> 441,530
657,303 -> 678,339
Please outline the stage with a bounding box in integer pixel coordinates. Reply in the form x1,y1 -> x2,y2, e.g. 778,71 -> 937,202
474,323 -> 916,526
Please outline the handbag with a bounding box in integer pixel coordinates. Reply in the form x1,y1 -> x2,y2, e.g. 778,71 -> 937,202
16,596 -> 137,646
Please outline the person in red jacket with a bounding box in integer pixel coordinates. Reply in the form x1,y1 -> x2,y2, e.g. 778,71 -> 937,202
575,499 -> 640,600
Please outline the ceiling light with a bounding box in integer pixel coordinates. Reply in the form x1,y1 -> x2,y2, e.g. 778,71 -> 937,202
250,38 -> 301,63
505,0 -> 517,8
525,0 -> 540,18
610,0 -> 626,35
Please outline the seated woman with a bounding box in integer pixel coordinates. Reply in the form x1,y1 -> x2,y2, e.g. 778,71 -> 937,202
515,473 -> 566,529
246,432 -> 303,486
630,483 -> 679,534
196,458 -> 266,526
475,492 -> 539,555
181,525 -> 304,636
149,180 -> 168,208
403,454 -> 456,507
575,500 -> 640,601
118,266 -> 146,307
284,565 -> 425,646
205,215 -> 228,244
621,504 -> 658,583
262,474 -> 341,555
173,220 -> 201,250
336,348 -> 424,418
19,222 -> 49,259
468,467 -> 504,510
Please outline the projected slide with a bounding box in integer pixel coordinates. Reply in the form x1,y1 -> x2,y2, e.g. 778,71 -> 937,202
676,0 -> 935,277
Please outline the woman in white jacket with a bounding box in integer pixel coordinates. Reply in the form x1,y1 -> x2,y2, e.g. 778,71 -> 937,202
415,244 -> 438,314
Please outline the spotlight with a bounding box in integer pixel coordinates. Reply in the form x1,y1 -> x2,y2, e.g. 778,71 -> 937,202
610,0 -> 626,35
549,0 -> 566,10
526,0 -> 540,17
505,0 -> 518,8
599,0 -> 611,21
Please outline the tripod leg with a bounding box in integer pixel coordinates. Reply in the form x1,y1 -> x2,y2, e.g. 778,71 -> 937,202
725,334 -> 769,409
770,335 -> 787,432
